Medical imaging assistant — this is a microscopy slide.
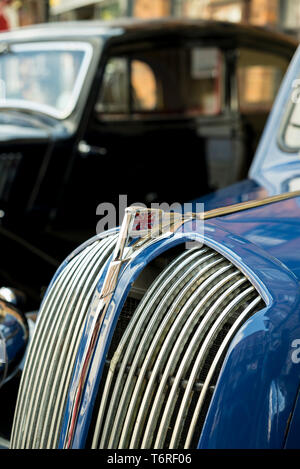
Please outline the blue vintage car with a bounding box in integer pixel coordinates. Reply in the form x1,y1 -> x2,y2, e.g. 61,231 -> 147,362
2,34 -> 300,451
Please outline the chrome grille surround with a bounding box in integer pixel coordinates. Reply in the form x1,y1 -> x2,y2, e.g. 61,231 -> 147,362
10,225 -> 265,449
91,245 -> 264,449
11,233 -> 118,449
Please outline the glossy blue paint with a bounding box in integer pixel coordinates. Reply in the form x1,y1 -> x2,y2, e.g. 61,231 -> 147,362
0,303 -> 28,385
209,195 -> 300,281
192,178 -> 267,211
56,200 -> 300,448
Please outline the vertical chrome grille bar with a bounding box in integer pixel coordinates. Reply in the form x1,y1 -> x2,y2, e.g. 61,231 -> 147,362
11,234 -> 118,449
168,286 -> 255,448
153,277 -> 248,448
11,242 -> 98,447
44,238 -> 117,448
23,240 -> 112,449
135,269 -> 240,449
117,256 -> 226,449
91,246 -> 264,450
184,295 -> 262,448
32,236 -> 117,448
91,248 -> 207,449
99,249 -> 218,448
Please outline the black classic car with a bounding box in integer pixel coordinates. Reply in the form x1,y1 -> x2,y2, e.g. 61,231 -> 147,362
0,18 -> 296,311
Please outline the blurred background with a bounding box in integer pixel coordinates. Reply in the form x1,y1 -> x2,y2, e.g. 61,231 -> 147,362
1,0 -> 300,39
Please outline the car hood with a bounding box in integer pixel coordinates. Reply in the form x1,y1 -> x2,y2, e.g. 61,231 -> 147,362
207,194 -> 300,282
193,178 -> 268,211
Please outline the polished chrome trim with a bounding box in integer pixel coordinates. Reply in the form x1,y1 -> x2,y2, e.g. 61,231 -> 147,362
169,285 -> 255,448
91,238 -> 263,449
11,235 -> 117,449
92,248 -> 208,448
64,207 -> 189,448
184,295 -> 262,448
30,237 -> 116,449
97,250 -> 224,448
98,249 -> 214,448
137,268 -> 239,449
152,276 -> 248,448
44,237 -> 117,448
63,209 -> 146,447
0,287 -> 17,305
118,257 -> 227,449
13,241 -> 101,448
199,189 -> 300,220
12,205 -> 266,449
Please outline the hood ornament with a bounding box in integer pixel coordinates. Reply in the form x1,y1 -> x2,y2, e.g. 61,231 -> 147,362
64,205 -> 193,447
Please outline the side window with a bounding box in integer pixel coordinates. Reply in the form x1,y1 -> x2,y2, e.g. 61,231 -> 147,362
96,57 -> 129,114
95,46 -> 223,119
96,55 -> 160,117
237,49 -> 288,112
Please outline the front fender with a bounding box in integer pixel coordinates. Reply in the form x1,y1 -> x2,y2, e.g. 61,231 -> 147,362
61,219 -> 300,448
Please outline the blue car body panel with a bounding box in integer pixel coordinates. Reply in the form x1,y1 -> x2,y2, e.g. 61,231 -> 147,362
209,196 -> 300,281
56,197 -> 300,448
192,179 -> 267,211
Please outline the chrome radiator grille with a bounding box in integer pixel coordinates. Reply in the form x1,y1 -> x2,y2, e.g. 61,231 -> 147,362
11,241 -> 264,449
91,246 -> 264,449
11,234 -> 118,449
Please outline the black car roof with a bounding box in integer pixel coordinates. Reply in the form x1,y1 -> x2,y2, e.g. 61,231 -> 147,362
0,17 -> 297,53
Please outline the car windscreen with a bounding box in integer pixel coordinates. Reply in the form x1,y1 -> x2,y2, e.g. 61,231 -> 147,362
0,41 -> 93,119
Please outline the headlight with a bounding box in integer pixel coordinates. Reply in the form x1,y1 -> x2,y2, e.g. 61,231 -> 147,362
0,297 -> 29,388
